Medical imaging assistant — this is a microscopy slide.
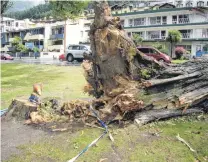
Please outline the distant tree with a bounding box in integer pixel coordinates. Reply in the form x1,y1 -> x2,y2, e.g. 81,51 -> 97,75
4,3 -> 52,20
12,36 -> 27,53
166,30 -> 182,58
132,33 -> 143,46
33,47 -> 40,53
49,1 -> 89,20
16,44 -> 27,53
49,1 -> 88,53
12,36 -> 21,46
1,0 -> 13,15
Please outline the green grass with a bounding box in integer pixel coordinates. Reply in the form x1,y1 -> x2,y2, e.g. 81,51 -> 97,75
5,115 -> 208,162
172,59 -> 188,64
1,63 -> 88,109
2,63 -> 208,162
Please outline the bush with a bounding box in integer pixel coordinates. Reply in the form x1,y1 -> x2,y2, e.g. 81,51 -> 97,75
175,46 -> 186,59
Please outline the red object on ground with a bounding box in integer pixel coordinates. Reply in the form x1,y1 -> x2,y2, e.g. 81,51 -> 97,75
1,53 -> 14,60
137,46 -> 171,63
33,83 -> 42,96
59,54 -> 66,61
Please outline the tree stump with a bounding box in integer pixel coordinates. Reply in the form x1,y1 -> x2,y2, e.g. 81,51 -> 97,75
6,99 -> 38,120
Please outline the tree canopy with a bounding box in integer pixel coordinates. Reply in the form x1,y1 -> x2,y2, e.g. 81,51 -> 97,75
1,0 -> 13,15
4,3 -> 52,20
49,1 -> 89,20
166,30 -> 182,43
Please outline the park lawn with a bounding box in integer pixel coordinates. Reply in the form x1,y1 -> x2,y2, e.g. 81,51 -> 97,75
5,115 -> 208,162
2,63 -> 208,162
1,63 -> 88,109
172,59 -> 188,64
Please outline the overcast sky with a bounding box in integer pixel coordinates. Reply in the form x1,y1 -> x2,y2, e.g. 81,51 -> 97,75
8,0 -> 45,12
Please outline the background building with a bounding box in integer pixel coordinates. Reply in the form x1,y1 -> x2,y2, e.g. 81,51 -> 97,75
1,0 -> 208,57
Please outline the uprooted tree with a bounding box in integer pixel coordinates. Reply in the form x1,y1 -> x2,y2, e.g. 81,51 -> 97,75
7,1 -> 208,125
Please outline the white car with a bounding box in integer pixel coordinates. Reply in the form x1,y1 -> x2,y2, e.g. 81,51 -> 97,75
65,44 -> 91,62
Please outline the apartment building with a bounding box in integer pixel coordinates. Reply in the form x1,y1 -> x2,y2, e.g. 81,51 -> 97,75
1,19 -> 89,53
1,0 -> 208,56
111,0 -> 208,56
0,17 -> 35,33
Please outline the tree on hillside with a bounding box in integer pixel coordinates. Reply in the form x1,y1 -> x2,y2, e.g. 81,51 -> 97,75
166,30 -> 182,58
49,1 -> 88,54
1,0 -> 13,15
4,3 -> 52,20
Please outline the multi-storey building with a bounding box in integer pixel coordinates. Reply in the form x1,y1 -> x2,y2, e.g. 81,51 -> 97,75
111,0 -> 208,56
0,17 -> 35,33
1,0 -> 208,57
1,19 -> 88,53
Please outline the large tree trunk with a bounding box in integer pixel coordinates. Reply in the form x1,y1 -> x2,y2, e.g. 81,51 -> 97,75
82,1 -> 208,122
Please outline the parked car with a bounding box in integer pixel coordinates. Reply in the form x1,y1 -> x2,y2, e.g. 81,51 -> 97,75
65,44 -> 91,62
59,54 -> 66,61
137,46 -> 171,63
1,53 -> 14,60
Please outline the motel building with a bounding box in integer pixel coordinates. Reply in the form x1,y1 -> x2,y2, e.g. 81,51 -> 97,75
110,0 -> 208,57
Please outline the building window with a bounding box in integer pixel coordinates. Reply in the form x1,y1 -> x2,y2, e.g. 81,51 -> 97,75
134,18 -> 145,26
197,1 -> 204,6
132,32 -> 144,39
176,45 -> 192,53
15,22 -> 18,27
149,16 -> 161,25
178,15 -> 190,24
186,1 -> 193,7
120,20 -> 124,27
147,31 -> 160,40
162,16 -> 167,25
202,29 -> 208,38
176,1 -> 183,7
179,30 -> 192,38
129,19 -> 133,27
144,2 -> 150,7
161,31 -> 166,39
172,15 -> 177,24
53,40 -> 63,45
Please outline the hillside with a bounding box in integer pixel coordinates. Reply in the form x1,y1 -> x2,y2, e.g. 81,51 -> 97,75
4,1 -> 141,20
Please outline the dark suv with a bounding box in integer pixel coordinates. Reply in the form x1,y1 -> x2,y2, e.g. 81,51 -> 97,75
137,46 -> 171,63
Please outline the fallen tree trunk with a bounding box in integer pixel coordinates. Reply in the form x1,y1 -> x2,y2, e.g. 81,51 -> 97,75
135,108 -> 204,126
82,1 -> 208,121
6,1 -> 208,125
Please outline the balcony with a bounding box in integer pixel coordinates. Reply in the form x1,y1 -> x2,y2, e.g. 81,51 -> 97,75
147,34 -> 161,40
50,34 -> 64,39
24,33 -> 44,41
178,18 -> 190,24
181,33 -> 192,39
149,20 -> 161,25
9,38 -> 14,42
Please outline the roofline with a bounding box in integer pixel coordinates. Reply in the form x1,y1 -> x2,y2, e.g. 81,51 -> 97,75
113,7 -> 196,16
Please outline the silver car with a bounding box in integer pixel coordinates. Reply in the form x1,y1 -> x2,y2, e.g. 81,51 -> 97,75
65,44 -> 91,62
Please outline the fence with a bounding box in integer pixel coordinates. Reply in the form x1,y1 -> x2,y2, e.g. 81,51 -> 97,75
10,52 -> 40,58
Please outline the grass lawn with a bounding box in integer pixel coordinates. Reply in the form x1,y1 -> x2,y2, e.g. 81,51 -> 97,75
172,59 -> 188,64
5,116 -> 208,162
2,63 -> 208,162
1,63 -> 88,109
